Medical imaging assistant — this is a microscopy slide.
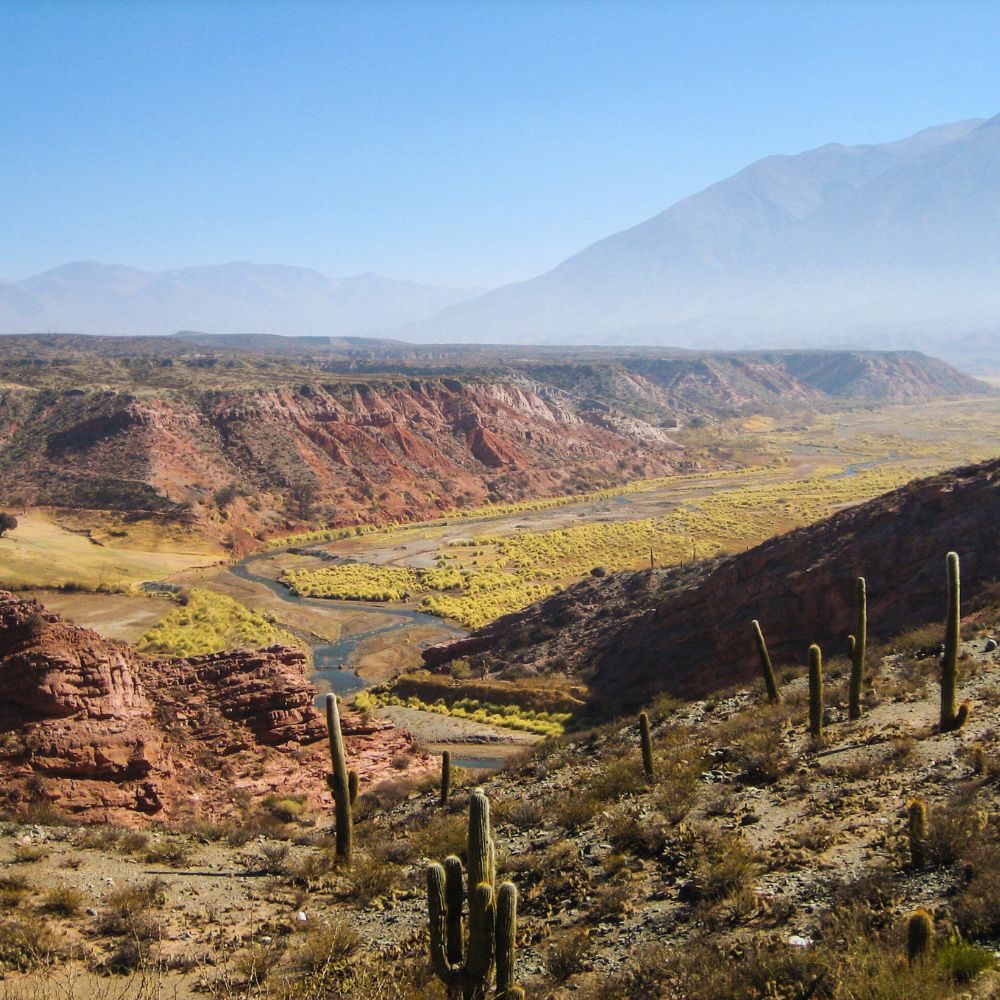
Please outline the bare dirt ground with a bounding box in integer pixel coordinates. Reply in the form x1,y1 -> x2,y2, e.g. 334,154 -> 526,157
18,591 -> 174,646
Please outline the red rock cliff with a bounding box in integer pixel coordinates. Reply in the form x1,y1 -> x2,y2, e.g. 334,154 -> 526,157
0,593 -> 428,824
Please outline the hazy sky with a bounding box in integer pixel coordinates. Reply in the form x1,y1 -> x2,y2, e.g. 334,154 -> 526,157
4,0 -> 999,287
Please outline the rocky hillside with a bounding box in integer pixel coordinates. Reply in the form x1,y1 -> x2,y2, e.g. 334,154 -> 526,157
0,591 -> 427,825
2,589 -> 999,997
426,456 -> 1000,713
0,377 -> 681,543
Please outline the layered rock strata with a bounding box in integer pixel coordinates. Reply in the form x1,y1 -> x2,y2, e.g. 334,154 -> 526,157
0,592 -> 426,824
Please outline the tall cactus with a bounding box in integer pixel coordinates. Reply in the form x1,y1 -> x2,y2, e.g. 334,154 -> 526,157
808,644 -> 823,739
849,577 -> 867,720
325,693 -> 353,865
441,750 -> 452,807
907,798 -> 927,870
639,711 -> 655,784
941,552 -> 970,732
906,908 -> 934,964
427,790 -> 522,1000
751,619 -> 781,704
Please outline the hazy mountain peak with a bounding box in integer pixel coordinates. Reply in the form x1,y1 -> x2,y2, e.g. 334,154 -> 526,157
406,115 -> 1000,367
0,261 -> 480,337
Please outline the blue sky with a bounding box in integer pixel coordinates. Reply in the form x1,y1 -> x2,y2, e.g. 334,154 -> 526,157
3,0 -> 999,287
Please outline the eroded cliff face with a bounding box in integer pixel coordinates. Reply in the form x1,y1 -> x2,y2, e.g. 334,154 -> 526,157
426,458 -> 1000,713
0,592 -> 427,825
0,377 -> 679,544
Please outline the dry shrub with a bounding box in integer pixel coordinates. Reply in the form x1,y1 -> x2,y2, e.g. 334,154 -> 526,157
230,940 -> 285,986
0,914 -> 57,971
410,810 -> 467,860
544,928 -> 591,983
923,800 -> 984,869
288,920 -> 361,973
348,852 -> 400,904
12,844 -> 48,864
0,874 -> 30,912
264,794 -> 310,824
40,885 -> 86,916
690,830 -> 759,907
142,837 -> 193,867
953,836 -> 1000,940
606,804 -> 671,858
97,879 -> 167,938
495,797 -> 544,830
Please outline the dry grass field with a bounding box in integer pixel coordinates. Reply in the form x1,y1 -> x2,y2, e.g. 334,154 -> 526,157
0,511 -> 222,592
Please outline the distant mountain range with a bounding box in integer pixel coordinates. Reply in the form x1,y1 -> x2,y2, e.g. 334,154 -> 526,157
406,115 -> 1000,366
3,115 -> 999,369
0,261 -> 477,337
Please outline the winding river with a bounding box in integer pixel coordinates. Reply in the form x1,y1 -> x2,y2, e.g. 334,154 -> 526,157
230,554 -> 466,697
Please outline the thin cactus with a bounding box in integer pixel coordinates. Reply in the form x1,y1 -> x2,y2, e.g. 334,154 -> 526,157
808,644 -> 823,739
639,711 -> 655,784
441,750 -> 452,806
906,908 -> 934,964
941,552 -> 970,732
849,577 -> 867,720
495,883 -> 518,999
752,619 -> 781,704
426,790 -> 522,1000
908,798 -> 927,869
324,693 -> 352,865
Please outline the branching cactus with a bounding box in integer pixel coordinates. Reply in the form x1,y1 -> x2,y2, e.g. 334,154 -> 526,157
908,798 -> 928,870
906,908 -> 934,964
808,644 -> 823,739
849,577 -> 867,720
639,711 -> 655,784
941,552 -> 970,732
426,790 -> 523,1000
324,693 -> 353,865
752,619 -> 781,704
441,750 -> 452,807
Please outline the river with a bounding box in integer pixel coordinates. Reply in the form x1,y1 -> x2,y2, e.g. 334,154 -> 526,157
230,554 -> 466,696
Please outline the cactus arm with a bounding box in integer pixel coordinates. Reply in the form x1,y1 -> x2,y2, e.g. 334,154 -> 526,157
465,882 -> 496,983
808,644 -> 823,739
849,577 -> 867,720
325,693 -> 353,863
496,882 -> 518,996
428,863 -> 460,985
348,770 -> 359,805
444,855 -> 465,967
752,619 -> 781,704
467,791 -> 493,896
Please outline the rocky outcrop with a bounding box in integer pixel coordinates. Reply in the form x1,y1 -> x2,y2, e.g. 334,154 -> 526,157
0,592 -> 429,825
428,457 -> 1000,713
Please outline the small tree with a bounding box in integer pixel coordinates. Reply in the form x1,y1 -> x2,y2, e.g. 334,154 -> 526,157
0,512 -> 17,537
287,480 -> 317,521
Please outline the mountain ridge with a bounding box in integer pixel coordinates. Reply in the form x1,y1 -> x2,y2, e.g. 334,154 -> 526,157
404,116 -> 1000,361
0,261 -> 480,337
